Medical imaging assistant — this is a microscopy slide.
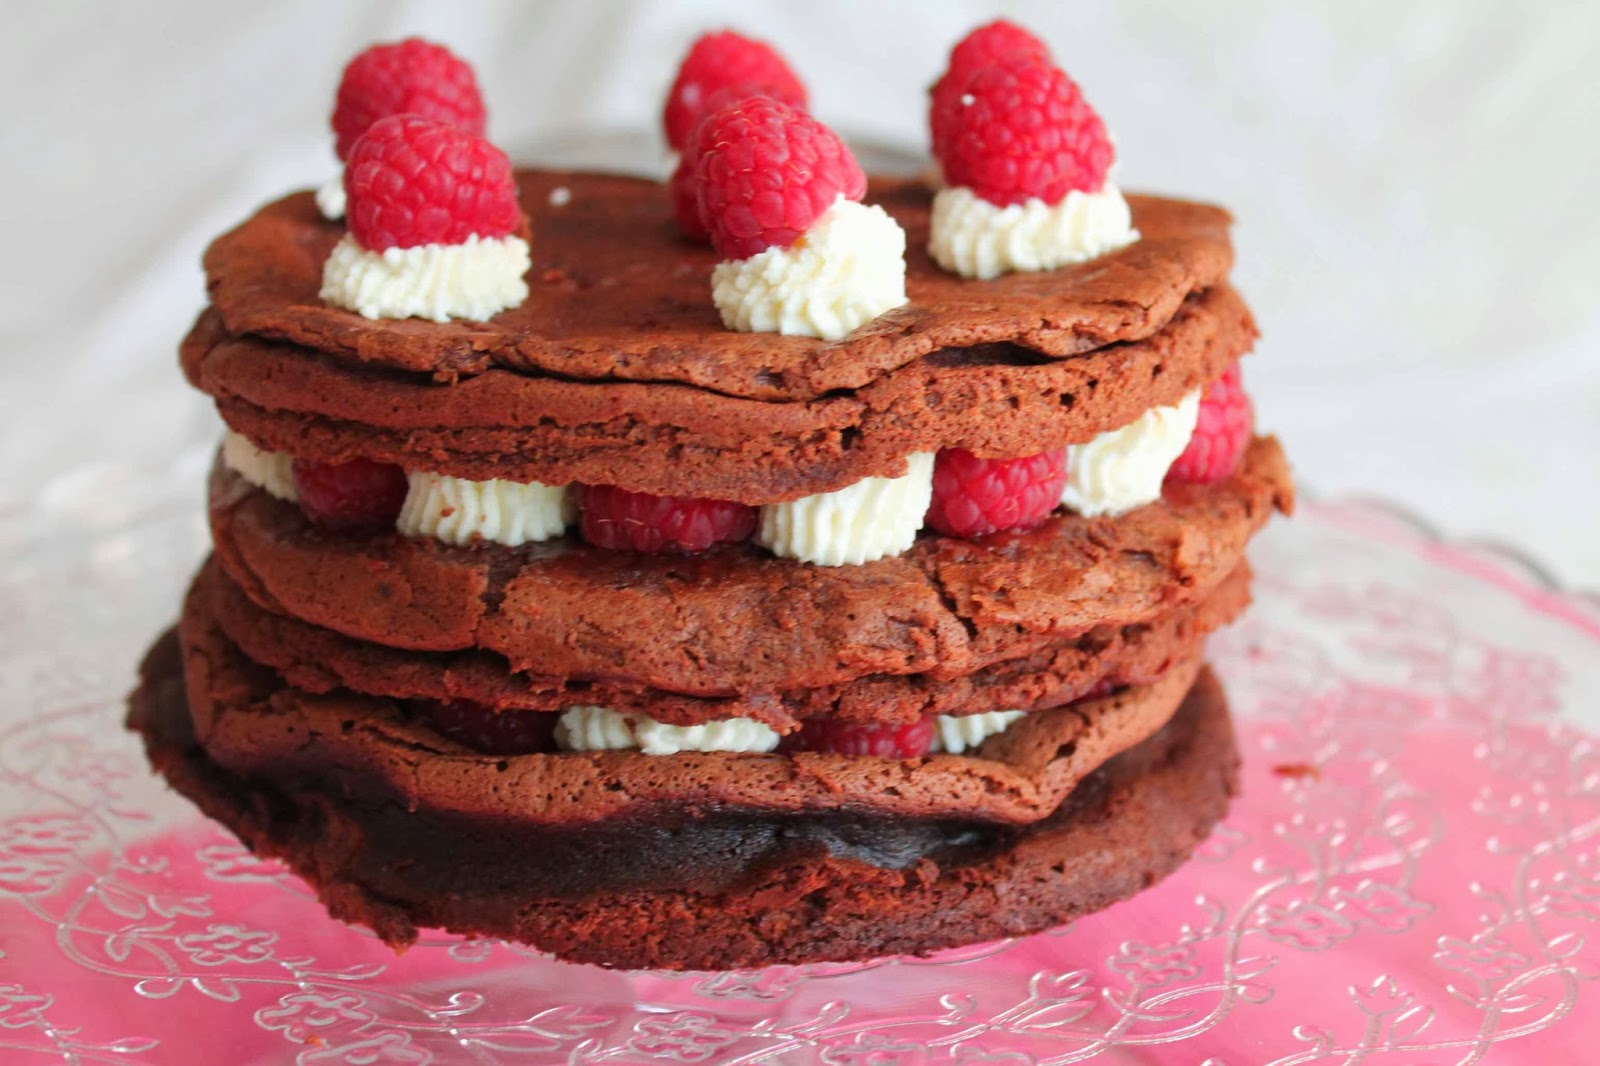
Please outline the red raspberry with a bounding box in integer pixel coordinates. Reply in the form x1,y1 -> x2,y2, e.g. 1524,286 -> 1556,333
669,153 -> 708,240
670,83 -> 788,240
925,447 -> 1069,539
291,457 -> 409,533
343,115 -> 521,251
332,38 -> 486,161
694,97 -> 866,260
1166,362 -> 1254,485
420,699 -> 557,756
929,20 -> 1051,162
786,717 -> 936,758
663,30 -> 808,151
576,484 -> 756,553
932,52 -> 1113,207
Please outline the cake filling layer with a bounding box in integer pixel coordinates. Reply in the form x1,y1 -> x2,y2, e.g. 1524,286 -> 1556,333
201,554 -> 1251,729
220,363 -> 1206,558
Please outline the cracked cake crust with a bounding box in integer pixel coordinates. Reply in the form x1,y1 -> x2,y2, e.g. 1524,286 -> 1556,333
208,436 -> 1291,696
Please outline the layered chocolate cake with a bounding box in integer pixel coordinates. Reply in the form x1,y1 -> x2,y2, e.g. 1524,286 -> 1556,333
128,24 -> 1291,970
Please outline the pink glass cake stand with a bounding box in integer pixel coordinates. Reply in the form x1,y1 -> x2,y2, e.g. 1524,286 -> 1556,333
2,484 -> 1598,1065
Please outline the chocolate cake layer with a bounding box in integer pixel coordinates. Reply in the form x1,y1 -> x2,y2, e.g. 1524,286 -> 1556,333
203,172 -> 1233,400
174,582 -> 1201,825
130,629 -> 1237,969
185,282 -> 1252,503
210,435 -> 1290,695
206,553 -> 1251,728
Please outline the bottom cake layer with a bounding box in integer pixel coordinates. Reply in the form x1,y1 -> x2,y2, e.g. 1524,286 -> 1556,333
128,630 -> 1239,971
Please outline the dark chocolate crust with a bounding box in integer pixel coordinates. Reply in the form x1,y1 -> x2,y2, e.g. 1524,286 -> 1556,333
129,628 -> 1239,970
205,551 -> 1252,728
202,171 -> 1235,401
174,574 -> 1203,825
183,282 -> 1254,503
209,436 -> 1291,696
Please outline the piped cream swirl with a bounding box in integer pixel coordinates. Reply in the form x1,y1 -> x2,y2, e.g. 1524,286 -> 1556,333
554,706 -> 781,755
396,472 -> 572,547
757,452 -> 935,566
1060,391 -> 1200,517
320,233 -> 530,323
929,183 -> 1138,280
221,431 -> 297,502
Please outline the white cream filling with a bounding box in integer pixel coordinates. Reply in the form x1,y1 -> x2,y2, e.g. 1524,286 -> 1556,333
396,471 -> 573,547
553,705 -> 1029,756
316,175 -> 346,221
757,452 -> 935,567
929,710 -> 1028,754
221,431 -> 297,502
711,196 -> 907,341
554,706 -> 781,755
320,232 -> 530,323
1060,390 -> 1200,518
928,183 -> 1138,280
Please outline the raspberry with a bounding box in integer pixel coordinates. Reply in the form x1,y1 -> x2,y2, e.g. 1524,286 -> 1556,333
419,699 -> 557,755
786,717 -> 936,758
670,83 -> 787,240
291,457 -> 409,533
932,52 -> 1113,207
343,115 -> 521,251
925,447 -> 1069,538
694,97 -> 866,259
669,153 -> 708,240
332,38 -> 486,161
663,30 -> 808,151
930,20 -> 1051,162
576,484 -> 756,553
1166,362 -> 1254,485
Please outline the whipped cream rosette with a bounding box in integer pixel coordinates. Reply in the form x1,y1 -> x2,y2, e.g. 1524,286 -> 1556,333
320,114 -> 528,323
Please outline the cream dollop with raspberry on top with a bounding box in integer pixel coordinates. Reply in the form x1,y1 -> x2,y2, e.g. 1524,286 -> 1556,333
692,97 -> 907,341
711,195 -> 908,341
320,114 -> 528,323
317,38 -> 487,221
927,39 -> 1137,279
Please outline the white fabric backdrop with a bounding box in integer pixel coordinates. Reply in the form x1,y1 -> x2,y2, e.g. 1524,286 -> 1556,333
4,0 -> 1597,587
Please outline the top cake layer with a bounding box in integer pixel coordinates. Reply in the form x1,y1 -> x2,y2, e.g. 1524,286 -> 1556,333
204,171 -> 1234,401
